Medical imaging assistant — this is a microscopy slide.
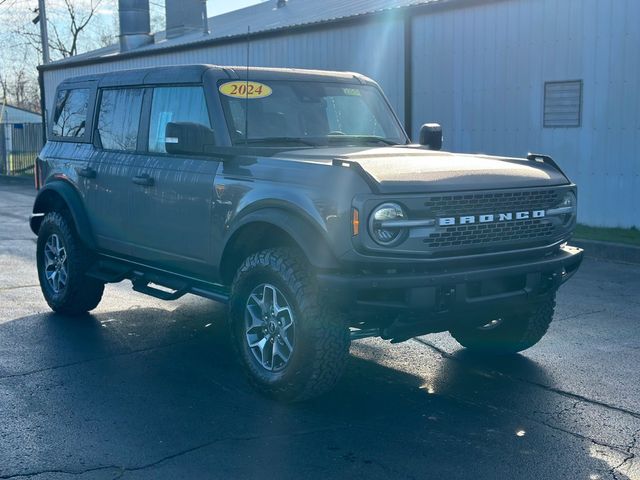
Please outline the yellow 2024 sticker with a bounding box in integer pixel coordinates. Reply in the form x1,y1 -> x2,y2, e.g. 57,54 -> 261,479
219,81 -> 272,99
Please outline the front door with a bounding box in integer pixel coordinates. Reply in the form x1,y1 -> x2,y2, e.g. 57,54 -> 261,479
127,85 -> 220,279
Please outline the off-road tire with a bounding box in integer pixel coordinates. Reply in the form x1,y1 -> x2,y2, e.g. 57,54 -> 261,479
36,211 -> 104,315
449,294 -> 556,354
229,248 -> 350,402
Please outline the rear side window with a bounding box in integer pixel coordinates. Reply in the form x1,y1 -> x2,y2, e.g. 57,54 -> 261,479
148,86 -> 211,153
52,88 -> 90,138
97,88 -> 144,151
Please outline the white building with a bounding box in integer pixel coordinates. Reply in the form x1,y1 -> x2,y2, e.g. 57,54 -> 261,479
0,103 -> 42,175
39,0 -> 640,228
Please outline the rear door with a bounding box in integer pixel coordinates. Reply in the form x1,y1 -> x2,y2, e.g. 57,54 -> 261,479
47,83 -> 97,214
85,87 -> 145,255
128,85 -> 221,278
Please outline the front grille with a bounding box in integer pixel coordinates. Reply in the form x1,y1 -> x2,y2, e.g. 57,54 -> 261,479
424,219 -> 555,249
420,188 -> 563,254
426,189 -> 560,216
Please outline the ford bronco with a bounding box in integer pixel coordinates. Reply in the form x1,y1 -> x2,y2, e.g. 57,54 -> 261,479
31,65 -> 583,401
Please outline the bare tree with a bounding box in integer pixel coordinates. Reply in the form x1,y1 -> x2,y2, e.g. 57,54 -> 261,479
11,0 -> 106,58
48,0 -> 104,57
0,0 -> 117,111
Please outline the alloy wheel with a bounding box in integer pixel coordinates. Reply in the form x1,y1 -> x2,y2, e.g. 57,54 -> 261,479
43,233 -> 68,294
244,283 -> 295,372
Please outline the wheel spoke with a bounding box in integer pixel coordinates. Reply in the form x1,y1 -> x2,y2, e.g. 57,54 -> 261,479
248,335 -> 266,348
263,284 -> 277,312
58,267 -> 68,288
280,333 -> 294,353
279,309 -> 294,331
53,271 -> 61,292
44,254 -> 55,268
53,234 -> 60,254
261,338 -> 274,371
273,339 -> 291,364
245,304 -> 264,335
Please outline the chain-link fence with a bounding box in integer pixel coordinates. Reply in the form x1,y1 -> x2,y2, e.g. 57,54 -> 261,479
0,123 -> 44,176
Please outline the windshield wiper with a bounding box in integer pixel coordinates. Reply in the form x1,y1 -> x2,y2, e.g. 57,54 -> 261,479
327,135 -> 400,146
242,137 -> 318,147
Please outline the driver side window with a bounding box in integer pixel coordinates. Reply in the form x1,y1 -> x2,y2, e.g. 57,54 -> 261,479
148,86 -> 212,154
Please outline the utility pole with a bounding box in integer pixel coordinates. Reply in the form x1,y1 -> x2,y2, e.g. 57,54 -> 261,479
36,0 -> 50,64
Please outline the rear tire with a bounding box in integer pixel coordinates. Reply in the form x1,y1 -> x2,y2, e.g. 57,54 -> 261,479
229,248 -> 350,402
36,211 -> 104,315
449,294 -> 556,354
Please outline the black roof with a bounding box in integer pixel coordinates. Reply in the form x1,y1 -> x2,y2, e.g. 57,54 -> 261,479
59,64 -> 373,88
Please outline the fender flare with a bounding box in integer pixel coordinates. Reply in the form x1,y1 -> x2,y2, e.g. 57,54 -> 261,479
31,181 -> 96,249
220,207 -> 340,272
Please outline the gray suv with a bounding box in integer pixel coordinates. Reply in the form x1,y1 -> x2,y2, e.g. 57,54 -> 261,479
31,65 -> 583,401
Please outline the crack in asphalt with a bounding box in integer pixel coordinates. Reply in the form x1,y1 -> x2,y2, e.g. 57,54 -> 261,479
0,425 -> 354,479
555,308 -> 607,321
0,285 -> 40,291
610,428 -> 639,480
412,337 -> 640,421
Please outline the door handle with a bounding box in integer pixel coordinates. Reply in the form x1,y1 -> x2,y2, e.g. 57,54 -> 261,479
76,166 -> 96,179
132,174 -> 154,186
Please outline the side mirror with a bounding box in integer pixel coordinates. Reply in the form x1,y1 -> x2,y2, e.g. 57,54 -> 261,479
418,123 -> 443,150
165,122 -> 215,155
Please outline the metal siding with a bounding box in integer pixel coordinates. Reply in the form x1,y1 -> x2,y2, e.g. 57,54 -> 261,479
44,19 -> 405,127
43,0 -> 638,228
412,0 -> 639,228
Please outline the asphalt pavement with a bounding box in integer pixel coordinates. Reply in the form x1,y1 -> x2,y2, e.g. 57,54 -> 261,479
1,178 -> 639,480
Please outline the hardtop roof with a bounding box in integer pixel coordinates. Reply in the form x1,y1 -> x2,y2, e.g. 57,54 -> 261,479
58,64 -> 373,89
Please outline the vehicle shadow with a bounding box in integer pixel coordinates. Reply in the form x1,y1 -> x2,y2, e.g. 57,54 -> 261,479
0,301 -> 630,479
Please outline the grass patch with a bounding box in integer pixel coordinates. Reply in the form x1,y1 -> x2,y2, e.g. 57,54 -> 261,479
574,224 -> 640,247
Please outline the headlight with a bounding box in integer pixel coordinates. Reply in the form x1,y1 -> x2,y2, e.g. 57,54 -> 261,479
369,203 -> 407,246
547,191 -> 577,225
559,191 -> 577,210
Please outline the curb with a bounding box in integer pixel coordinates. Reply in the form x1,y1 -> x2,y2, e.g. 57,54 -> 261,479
572,238 -> 640,265
0,174 -> 33,186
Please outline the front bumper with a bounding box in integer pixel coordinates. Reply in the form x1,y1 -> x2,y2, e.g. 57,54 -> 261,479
317,244 -> 583,314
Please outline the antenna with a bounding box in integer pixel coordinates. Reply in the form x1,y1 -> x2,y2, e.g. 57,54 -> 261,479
244,26 -> 250,147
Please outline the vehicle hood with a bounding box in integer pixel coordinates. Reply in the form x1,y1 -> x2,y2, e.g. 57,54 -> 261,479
276,147 -> 569,193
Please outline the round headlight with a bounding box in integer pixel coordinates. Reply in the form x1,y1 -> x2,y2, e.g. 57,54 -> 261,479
369,203 -> 407,246
558,191 -> 577,224
559,191 -> 577,209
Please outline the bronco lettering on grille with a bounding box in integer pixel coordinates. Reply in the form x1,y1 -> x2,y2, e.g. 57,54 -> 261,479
438,210 -> 545,226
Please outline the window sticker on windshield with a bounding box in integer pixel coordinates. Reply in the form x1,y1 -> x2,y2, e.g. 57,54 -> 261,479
219,81 -> 272,99
342,88 -> 361,96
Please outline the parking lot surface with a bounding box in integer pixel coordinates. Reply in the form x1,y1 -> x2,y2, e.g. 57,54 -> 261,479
1,178 -> 639,479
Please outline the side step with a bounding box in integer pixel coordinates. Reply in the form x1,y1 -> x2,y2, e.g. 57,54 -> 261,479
88,255 -> 231,304
131,278 -> 189,301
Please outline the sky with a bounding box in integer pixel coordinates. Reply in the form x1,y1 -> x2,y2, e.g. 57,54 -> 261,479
207,0 -> 264,16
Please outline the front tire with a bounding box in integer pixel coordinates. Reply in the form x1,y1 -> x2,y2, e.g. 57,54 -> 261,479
229,248 -> 350,402
449,294 -> 556,354
36,211 -> 104,315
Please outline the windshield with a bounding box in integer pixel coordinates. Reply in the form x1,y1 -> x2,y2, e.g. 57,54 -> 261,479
218,80 -> 407,146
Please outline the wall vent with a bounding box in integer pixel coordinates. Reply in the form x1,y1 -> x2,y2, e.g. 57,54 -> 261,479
543,80 -> 583,128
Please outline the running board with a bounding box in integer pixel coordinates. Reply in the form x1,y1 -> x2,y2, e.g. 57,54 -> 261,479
132,278 -> 189,301
88,255 -> 231,304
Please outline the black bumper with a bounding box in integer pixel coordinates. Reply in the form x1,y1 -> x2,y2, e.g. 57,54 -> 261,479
317,245 -> 583,314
